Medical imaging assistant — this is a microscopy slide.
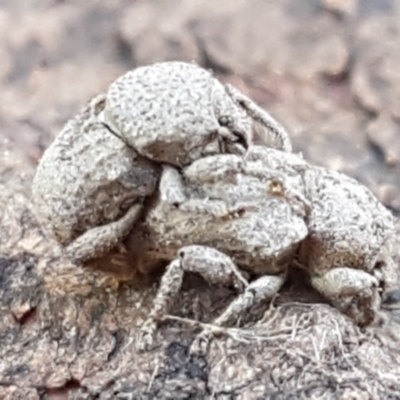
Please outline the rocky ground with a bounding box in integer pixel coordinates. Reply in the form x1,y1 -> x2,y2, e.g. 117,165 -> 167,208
2,1 -> 400,399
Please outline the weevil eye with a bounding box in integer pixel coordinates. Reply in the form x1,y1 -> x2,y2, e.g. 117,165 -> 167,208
218,116 -> 233,127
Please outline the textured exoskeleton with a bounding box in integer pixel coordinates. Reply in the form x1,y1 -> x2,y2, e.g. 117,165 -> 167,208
31,95 -> 160,264
125,146 -> 396,350
30,62 -> 396,355
103,61 -> 292,166
31,62 -> 291,266
299,164 -> 397,326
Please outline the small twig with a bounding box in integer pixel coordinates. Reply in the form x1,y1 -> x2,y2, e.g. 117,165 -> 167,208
147,363 -> 159,393
163,314 -> 298,343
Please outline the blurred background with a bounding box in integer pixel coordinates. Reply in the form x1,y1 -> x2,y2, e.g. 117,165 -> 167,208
1,0 -> 400,213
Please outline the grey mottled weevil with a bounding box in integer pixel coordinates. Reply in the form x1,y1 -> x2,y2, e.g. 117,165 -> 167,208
32,62 -> 291,265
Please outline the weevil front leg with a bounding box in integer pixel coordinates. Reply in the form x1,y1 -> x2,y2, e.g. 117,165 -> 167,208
190,274 -> 285,355
137,245 -> 248,352
225,84 -> 292,152
66,203 -> 143,264
311,267 -> 380,326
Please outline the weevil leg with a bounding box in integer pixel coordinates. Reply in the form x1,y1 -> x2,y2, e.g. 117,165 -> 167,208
137,245 -> 248,352
311,267 -> 380,326
225,84 -> 292,152
190,274 -> 285,355
66,203 -> 143,264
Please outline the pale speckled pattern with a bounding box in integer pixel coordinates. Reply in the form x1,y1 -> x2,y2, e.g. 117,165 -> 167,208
300,165 -> 396,325
127,145 -> 396,348
301,166 -> 395,277
30,62 -> 397,352
131,147 -> 308,350
31,95 -> 160,259
104,61 -> 291,166
31,62 -> 291,268
129,148 -> 309,276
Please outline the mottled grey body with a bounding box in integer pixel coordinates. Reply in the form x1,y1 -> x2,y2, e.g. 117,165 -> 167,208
32,62 -> 291,265
32,95 -> 159,248
30,62 -> 397,354
128,146 -> 395,351
104,61 -> 291,166
128,148 -> 309,277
